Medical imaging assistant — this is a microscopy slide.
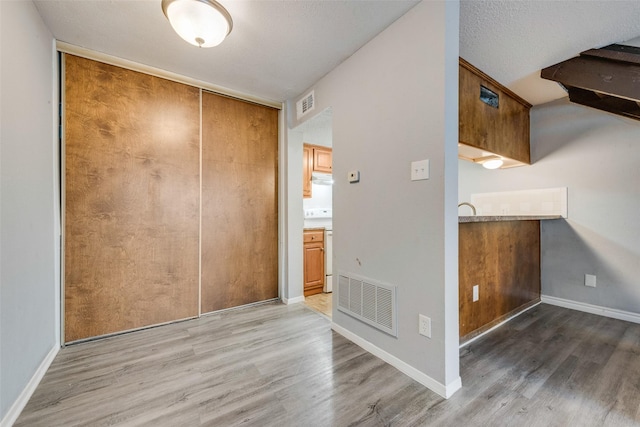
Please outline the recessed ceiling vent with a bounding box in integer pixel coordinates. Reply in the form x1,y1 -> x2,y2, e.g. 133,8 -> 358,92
338,273 -> 397,337
541,44 -> 640,120
296,90 -> 315,119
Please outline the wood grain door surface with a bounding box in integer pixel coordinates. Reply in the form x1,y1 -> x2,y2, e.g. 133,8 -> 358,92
64,55 -> 200,342
201,92 -> 279,313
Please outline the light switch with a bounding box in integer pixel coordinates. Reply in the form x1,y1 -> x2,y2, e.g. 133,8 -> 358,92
411,159 -> 429,181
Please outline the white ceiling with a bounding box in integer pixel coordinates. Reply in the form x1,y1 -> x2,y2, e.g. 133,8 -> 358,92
33,0 -> 640,106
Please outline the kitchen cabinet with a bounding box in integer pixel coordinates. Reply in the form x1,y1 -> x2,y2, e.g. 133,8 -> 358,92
312,146 -> 332,173
459,220 -> 541,342
303,144 -> 332,198
303,229 -> 325,296
459,58 -> 532,166
303,145 -> 312,198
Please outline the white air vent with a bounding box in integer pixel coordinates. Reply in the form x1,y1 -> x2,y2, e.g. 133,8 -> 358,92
296,90 -> 315,119
338,273 -> 397,337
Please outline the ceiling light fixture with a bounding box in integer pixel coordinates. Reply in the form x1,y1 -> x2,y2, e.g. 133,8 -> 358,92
480,156 -> 504,170
162,0 -> 233,48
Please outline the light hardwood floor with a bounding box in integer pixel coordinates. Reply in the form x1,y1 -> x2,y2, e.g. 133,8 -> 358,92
304,292 -> 332,318
15,303 -> 640,426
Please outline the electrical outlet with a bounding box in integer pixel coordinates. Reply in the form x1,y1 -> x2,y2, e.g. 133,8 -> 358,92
585,274 -> 597,288
418,314 -> 431,338
348,170 -> 360,183
473,285 -> 479,302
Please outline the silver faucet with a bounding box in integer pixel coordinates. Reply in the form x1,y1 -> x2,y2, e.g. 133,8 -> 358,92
458,202 -> 476,216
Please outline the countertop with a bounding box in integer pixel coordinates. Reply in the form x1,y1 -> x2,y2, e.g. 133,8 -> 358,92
459,215 -> 564,223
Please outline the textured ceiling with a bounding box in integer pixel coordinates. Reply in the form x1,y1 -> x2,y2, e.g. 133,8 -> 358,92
33,1 -> 640,107
460,0 -> 640,105
34,0 -> 419,104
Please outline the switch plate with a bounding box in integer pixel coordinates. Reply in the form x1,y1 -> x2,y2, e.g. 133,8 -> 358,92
473,285 -> 479,302
418,314 -> 431,338
411,159 -> 429,181
585,274 -> 597,288
348,170 -> 360,183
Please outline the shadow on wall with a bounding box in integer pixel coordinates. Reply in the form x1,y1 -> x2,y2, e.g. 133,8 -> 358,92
532,98 -> 640,163
541,219 -> 640,313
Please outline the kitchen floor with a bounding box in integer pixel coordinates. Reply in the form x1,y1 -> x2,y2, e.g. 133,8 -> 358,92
304,292 -> 332,318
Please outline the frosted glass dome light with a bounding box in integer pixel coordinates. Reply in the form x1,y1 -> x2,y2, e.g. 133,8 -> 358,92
482,157 -> 504,170
162,0 -> 233,48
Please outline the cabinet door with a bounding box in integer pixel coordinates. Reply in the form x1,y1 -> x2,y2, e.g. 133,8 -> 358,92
303,236 -> 324,296
459,60 -> 531,164
303,145 -> 312,198
313,146 -> 333,173
303,242 -> 324,294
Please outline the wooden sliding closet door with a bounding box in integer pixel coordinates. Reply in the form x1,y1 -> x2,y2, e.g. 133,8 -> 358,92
201,92 -> 278,312
64,55 -> 200,342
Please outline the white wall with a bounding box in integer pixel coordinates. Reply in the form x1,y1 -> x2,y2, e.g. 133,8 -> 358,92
0,1 -> 59,422
289,1 -> 460,395
459,98 -> 640,314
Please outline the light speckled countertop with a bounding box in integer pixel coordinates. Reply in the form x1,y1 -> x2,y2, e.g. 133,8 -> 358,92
459,215 -> 564,223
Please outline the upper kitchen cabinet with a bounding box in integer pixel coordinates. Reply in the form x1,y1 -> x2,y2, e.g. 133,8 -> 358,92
459,58 -> 532,168
303,143 -> 332,198
312,145 -> 332,173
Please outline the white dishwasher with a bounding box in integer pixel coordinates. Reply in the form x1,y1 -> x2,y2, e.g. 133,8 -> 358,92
324,228 -> 333,292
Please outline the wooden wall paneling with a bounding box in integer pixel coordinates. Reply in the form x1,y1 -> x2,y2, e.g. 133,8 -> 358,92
64,55 -> 200,342
201,92 -> 278,313
459,60 -> 531,164
459,221 -> 541,339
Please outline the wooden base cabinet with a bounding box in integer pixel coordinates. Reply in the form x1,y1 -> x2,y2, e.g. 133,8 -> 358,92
303,229 -> 325,296
459,220 -> 541,342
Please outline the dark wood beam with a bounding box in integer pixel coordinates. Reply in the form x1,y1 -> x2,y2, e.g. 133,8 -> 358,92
567,86 -> 640,121
541,56 -> 640,100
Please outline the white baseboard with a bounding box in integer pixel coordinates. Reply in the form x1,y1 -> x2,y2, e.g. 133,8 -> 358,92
331,323 -> 461,399
282,295 -> 304,305
1,344 -> 59,427
542,295 -> 640,324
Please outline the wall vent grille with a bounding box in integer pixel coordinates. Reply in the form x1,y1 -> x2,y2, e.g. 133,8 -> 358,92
337,273 -> 397,337
296,90 -> 315,119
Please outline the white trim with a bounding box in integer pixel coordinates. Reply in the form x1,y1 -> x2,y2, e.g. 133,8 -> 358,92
56,41 -> 281,110
541,295 -> 640,324
0,345 -> 59,427
459,301 -> 541,348
283,296 -> 305,305
331,323 -> 461,399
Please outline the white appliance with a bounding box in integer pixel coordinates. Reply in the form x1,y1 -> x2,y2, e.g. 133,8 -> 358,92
324,228 -> 333,293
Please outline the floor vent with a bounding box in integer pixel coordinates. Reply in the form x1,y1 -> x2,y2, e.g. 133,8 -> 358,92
337,273 -> 397,337
296,90 -> 315,119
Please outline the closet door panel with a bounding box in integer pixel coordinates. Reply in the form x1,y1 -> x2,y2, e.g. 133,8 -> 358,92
64,55 -> 200,342
201,92 -> 278,313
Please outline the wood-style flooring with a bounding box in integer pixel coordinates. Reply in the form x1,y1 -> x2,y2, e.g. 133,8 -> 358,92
304,292 -> 332,318
15,303 -> 640,426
